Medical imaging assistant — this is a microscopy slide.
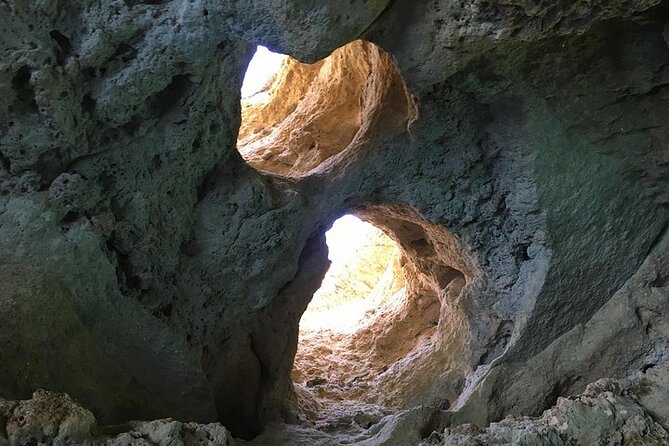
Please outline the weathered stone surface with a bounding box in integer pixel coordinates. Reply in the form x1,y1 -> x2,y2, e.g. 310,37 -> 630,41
440,370 -> 669,445
220,0 -> 393,63
238,40 -> 417,176
0,390 -> 95,446
3,367 -> 669,445
1,0 -> 249,426
1,0 -> 668,443
0,390 -> 240,446
364,0 -> 663,88
451,216 -> 669,429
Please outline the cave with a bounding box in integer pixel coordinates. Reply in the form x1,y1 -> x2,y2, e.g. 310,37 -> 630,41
235,43 -> 473,434
292,214 -> 446,427
236,39 -> 416,178
2,1 -> 669,446
293,215 -> 407,418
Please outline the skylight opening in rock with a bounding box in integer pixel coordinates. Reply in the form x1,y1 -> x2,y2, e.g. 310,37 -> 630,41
325,214 -> 377,263
298,215 -> 403,334
240,45 -> 286,98
236,40 -> 416,178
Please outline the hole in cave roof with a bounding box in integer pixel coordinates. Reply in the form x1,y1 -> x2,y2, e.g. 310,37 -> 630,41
241,45 -> 287,99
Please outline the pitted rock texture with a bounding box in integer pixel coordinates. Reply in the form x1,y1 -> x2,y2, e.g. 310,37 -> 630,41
252,366 -> 669,445
439,371 -> 669,446
1,0 -> 669,443
238,40 -> 417,176
0,390 -> 240,446
4,368 -> 669,446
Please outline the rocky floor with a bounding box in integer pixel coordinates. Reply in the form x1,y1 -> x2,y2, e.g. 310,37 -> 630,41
3,364 -> 669,445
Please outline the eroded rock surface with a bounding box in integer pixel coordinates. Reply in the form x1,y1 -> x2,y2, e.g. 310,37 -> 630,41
1,0 -> 669,444
238,40 -> 417,176
440,369 -> 669,446
0,390 -> 241,446
5,366 -> 669,446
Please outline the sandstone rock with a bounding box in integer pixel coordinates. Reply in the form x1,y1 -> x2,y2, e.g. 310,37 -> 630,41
451,214 -> 669,429
1,0 -> 668,442
364,0 -> 663,88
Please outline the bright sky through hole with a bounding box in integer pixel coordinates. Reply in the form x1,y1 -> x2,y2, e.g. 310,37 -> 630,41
300,214 -> 400,333
241,46 -> 286,98
325,215 -> 378,263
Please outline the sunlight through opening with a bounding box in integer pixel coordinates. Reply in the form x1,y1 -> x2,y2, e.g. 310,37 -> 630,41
298,215 -> 402,334
241,45 -> 286,98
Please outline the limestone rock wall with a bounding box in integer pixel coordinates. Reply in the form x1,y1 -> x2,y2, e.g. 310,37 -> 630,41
1,0 -> 253,426
1,0 -> 668,443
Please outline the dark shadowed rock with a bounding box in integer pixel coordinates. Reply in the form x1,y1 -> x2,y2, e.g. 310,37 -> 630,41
1,0 -> 668,443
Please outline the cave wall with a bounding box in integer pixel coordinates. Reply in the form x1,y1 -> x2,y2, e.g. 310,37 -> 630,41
1,0 -> 668,440
0,0 -> 254,425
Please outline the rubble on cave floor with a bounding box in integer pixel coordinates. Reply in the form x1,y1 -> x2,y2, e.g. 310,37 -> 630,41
5,365 -> 668,446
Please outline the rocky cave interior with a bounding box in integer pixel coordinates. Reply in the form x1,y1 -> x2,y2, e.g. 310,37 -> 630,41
1,1 -> 669,446
237,42 -> 475,437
